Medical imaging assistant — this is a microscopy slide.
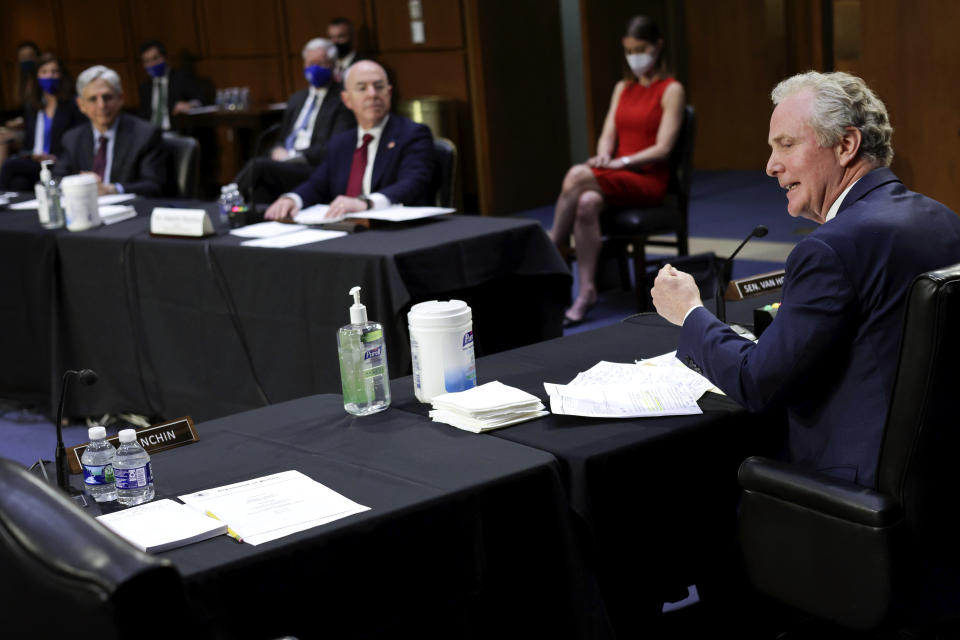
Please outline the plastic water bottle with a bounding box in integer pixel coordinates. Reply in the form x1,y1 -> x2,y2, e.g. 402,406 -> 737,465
218,185 -> 233,225
114,428 -> 155,506
81,426 -> 117,502
228,184 -> 248,228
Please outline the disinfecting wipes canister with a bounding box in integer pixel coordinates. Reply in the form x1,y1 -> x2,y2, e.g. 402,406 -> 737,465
408,299 -> 477,403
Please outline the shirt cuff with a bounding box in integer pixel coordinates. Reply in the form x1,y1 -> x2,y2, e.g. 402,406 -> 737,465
682,304 -> 703,325
282,192 -> 303,212
368,192 -> 391,210
114,183 -> 124,194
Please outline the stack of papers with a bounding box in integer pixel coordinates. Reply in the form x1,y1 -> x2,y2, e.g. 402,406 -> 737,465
294,204 -> 454,225
230,220 -> 346,248
544,353 -> 718,419
96,499 -> 228,553
429,381 -> 549,433
99,204 -> 137,225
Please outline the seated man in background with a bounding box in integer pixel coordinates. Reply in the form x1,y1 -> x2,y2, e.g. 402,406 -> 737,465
235,37 -> 354,205
137,40 -> 206,131
328,17 -> 362,83
265,60 -> 434,221
55,65 -> 166,196
651,71 -> 960,489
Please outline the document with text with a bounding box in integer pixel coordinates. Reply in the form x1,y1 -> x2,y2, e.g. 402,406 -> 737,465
294,204 -> 454,225
178,470 -> 369,546
544,381 -> 702,418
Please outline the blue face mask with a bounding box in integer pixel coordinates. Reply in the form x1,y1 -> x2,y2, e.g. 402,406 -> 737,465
304,65 -> 332,88
38,77 -> 60,95
146,61 -> 167,78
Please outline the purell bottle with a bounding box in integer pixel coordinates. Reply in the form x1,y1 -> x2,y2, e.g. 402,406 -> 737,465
337,286 -> 391,415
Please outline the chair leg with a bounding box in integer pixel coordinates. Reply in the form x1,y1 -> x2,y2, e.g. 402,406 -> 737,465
632,238 -> 651,311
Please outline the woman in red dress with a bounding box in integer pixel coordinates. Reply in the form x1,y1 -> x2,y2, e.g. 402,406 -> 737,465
551,15 -> 685,325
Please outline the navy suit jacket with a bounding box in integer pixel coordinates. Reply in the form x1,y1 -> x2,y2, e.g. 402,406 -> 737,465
22,99 -> 86,157
55,113 -> 166,197
278,86 -> 355,165
137,69 -> 207,122
678,168 -> 960,487
293,113 -> 435,207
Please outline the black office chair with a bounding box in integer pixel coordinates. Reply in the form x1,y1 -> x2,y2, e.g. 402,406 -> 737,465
0,457 -> 199,638
601,104 -> 696,309
433,136 -> 457,209
162,132 -> 200,199
253,122 -> 282,158
738,263 -> 960,632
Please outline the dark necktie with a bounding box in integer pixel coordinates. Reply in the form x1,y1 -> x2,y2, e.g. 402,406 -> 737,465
284,93 -> 317,152
345,133 -> 374,197
92,135 -> 108,181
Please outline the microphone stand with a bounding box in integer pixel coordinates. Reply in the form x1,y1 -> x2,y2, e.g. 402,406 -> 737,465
717,225 -> 768,324
55,369 -> 98,493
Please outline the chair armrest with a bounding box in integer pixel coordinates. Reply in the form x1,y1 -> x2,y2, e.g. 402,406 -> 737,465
738,456 -> 902,527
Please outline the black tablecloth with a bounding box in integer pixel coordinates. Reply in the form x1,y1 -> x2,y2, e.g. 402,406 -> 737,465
1,200 -> 569,421
391,315 -> 786,636
82,394 -> 611,639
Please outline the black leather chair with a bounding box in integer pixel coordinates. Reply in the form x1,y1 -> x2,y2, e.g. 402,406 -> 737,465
601,104 -> 696,309
162,132 -> 200,199
738,263 -> 960,632
0,457 -> 199,638
433,136 -> 457,209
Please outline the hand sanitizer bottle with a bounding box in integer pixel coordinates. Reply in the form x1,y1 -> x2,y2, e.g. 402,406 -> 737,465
338,286 -> 391,415
35,160 -> 64,229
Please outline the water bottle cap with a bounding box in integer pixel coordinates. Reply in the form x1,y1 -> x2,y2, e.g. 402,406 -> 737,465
88,425 -> 106,440
118,428 -> 137,443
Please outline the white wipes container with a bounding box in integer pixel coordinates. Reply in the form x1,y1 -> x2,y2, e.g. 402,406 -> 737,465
61,174 -> 101,231
408,299 -> 477,403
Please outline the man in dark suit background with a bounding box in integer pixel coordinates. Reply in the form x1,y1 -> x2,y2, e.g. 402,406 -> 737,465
55,65 -> 166,196
137,41 -> 206,131
235,37 -> 355,205
651,71 -> 960,489
265,60 -> 434,221
328,17 -> 363,84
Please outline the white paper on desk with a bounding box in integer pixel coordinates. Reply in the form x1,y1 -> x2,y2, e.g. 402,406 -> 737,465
229,221 -> 306,238
99,204 -> 137,225
96,499 -> 228,553
10,193 -> 136,210
430,408 -> 549,433
543,381 -> 702,418
241,228 -> 346,248
179,470 -> 369,546
294,204 -> 454,225
638,350 -> 723,397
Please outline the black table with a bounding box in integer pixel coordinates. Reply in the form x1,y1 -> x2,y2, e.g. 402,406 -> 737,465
83,393 -> 611,639
390,315 -> 785,637
1,199 -> 569,421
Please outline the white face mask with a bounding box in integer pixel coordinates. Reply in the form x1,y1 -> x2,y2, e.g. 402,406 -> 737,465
626,52 -> 656,77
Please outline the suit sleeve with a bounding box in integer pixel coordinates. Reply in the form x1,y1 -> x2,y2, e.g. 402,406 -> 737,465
302,101 -> 356,166
676,236 -> 858,411
379,123 -> 435,206
52,129 -> 78,179
119,125 -> 166,197
291,159 -> 332,207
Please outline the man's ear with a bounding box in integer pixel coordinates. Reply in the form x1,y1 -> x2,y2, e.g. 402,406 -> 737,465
836,126 -> 862,167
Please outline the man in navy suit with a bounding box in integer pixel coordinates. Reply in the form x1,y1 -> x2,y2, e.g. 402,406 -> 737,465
137,41 -> 207,130
55,65 -> 165,197
264,60 -> 435,221
651,71 -> 960,488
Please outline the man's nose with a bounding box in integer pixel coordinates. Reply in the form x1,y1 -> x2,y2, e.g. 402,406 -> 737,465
765,152 -> 781,177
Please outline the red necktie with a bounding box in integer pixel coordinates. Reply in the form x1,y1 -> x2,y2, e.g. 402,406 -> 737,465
92,135 -> 107,181
345,133 -> 373,197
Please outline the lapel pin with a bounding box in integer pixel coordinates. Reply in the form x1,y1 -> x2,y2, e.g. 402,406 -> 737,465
387,141 -> 396,149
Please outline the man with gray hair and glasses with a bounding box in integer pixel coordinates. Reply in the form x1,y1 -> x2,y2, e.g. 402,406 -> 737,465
651,71 -> 960,488
54,65 -> 165,196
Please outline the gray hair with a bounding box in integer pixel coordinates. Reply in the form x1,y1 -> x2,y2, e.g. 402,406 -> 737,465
302,37 -> 337,62
772,71 -> 893,167
76,65 -> 122,95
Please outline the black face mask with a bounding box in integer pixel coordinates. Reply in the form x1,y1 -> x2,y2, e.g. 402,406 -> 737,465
335,42 -> 353,58
19,60 -> 36,74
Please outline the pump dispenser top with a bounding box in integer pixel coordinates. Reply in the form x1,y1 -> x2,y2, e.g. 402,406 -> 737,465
40,160 -> 54,183
349,286 -> 368,324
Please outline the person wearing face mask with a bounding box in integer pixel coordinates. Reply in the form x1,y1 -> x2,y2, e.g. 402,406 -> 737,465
0,52 -> 87,190
0,42 -> 42,167
136,40 -> 206,131
550,15 -> 686,326
328,17 -> 365,84
235,37 -> 355,206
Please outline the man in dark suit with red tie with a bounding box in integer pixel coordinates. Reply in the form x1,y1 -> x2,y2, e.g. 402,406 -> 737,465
264,60 -> 434,221
235,37 -> 355,205
55,65 -> 165,197
651,71 -> 960,489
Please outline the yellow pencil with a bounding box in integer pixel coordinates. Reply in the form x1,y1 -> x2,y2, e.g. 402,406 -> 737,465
205,510 -> 243,543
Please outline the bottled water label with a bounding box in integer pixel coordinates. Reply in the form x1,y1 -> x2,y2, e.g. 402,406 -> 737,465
115,463 -> 153,490
83,464 -> 114,486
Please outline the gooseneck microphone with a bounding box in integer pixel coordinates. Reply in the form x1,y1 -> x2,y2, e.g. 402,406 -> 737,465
716,225 -> 769,323
55,368 -> 99,492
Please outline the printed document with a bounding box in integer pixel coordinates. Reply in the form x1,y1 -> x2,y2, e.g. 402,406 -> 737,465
294,205 -> 454,225
96,499 -> 228,553
543,381 -> 701,418
240,228 -> 346,248
230,221 -> 306,238
178,470 -> 369,546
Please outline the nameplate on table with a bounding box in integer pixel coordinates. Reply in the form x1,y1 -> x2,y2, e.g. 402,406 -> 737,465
724,270 -> 785,301
150,207 -> 213,237
67,416 -> 199,474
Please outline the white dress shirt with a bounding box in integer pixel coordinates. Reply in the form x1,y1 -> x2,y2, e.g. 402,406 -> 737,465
151,74 -> 170,131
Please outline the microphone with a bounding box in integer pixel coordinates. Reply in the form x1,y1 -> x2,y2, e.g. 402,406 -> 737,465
716,225 -> 768,323
55,368 -> 99,493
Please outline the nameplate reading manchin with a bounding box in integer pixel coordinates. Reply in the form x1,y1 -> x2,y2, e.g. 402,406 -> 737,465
724,270 -> 786,301
67,416 -> 199,474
